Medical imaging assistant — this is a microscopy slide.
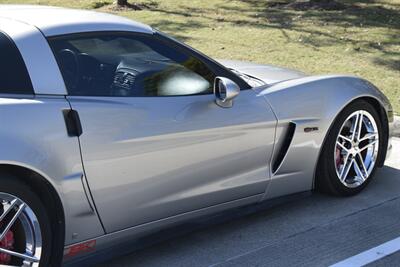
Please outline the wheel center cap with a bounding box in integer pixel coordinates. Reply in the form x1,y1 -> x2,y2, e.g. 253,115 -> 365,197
349,146 -> 359,156
350,140 -> 360,154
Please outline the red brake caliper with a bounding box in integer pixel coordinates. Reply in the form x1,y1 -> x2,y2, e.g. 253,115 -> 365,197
336,146 -> 342,168
0,222 -> 15,265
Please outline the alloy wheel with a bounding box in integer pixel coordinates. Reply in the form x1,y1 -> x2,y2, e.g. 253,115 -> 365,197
334,110 -> 379,188
0,192 -> 42,266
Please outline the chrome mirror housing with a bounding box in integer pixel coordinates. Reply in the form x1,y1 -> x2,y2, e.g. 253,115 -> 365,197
214,77 -> 240,108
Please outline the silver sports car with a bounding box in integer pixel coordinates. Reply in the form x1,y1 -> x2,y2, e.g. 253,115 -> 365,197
0,5 -> 394,266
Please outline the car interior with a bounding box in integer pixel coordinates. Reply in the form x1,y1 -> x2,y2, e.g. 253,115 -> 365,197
50,35 -> 214,97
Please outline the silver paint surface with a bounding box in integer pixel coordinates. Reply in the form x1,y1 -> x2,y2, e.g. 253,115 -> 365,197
217,59 -> 306,84
255,75 -> 393,199
0,5 -> 152,37
0,96 -> 104,245
67,92 -> 276,233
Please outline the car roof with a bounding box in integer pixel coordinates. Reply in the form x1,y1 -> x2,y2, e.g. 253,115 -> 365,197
0,5 -> 153,36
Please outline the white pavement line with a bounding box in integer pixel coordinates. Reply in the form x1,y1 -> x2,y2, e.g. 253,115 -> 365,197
330,236 -> 400,267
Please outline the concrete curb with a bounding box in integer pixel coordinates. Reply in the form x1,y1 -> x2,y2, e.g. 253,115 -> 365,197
394,116 -> 400,138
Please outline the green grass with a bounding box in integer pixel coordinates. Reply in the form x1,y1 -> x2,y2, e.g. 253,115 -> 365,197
1,0 -> 399,113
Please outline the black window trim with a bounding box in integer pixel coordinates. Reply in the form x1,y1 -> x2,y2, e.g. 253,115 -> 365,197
47,30 -> 251,97
0,30 -> 35,95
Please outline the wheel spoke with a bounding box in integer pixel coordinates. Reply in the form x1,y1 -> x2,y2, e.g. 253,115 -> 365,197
0,198 -> 18,222
340,155 -> 353,181
336,141 -> 349,152
354,159 -> 366,181
339,134 -> 352,143
359,140 -> 378,153
356,112 -> 364,141
0,202 -> 26,241
357,152 -> 369,177
359,132 -> 378,142
0,247 -> 39,263
339,153 -> 350,178
351,113 -> 361,141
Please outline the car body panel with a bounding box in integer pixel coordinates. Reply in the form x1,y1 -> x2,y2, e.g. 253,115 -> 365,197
0,5 -> 152,37
254,75 -> 393,198
67,91 -> 276,233
0,95 -> 104,245
217,59 -> 306,84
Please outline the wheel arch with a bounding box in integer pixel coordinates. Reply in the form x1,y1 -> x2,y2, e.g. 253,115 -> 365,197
313,96 -> 389,190
0,163 -> 65,265
256,75 -> 392,198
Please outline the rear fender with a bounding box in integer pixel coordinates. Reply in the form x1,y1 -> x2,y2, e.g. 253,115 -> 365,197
0,96 -> 104,245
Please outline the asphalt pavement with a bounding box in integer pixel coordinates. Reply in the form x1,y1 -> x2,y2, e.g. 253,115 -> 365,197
92,137 -> 400,267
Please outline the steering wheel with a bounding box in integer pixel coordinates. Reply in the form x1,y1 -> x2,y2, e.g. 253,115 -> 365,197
57,49 -> 81,90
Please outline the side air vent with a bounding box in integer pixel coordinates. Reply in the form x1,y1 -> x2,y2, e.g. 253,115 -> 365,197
272,122 -> 296,173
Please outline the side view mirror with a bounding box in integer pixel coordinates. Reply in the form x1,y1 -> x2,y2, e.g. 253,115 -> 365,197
214,77 -> 240,108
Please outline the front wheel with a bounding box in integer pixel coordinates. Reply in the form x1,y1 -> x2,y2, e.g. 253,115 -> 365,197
316,100 -> 382,196
0,175 -> 52,266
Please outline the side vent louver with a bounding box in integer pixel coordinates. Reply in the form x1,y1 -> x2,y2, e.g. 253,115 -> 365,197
272,122 -> 296,173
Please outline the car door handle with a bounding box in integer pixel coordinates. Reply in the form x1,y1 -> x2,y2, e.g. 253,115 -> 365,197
63,109 -> 83,137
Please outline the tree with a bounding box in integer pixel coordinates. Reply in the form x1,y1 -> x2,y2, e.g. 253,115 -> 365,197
308,0 -> 344,10
117,0 -> 128,6
115,0 -> 144,10
286,0 -> 345,10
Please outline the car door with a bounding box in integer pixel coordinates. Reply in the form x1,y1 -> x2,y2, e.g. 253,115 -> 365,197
49,32 -> 277,233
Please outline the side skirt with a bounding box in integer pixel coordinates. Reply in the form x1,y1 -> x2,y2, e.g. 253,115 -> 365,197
63,191 -> 310,266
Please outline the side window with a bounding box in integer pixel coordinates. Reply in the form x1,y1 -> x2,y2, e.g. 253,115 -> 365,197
48,33 -> 216,97
0,32 -> 34,94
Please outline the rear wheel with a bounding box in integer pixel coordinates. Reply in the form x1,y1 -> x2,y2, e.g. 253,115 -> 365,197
316,100 -> 382,196
0,175 -> 52,266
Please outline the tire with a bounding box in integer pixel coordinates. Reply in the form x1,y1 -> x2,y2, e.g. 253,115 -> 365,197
316,100 -> 383,196
0,174 -> 52,266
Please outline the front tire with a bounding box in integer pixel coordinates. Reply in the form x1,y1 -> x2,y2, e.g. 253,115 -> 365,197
0,174 -> 52,266
316,100 -> 383,196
